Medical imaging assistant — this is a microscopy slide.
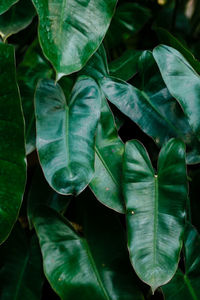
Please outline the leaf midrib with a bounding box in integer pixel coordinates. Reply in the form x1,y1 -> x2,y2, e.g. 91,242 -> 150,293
82,239 -> 111,300
184,273 -> 198,300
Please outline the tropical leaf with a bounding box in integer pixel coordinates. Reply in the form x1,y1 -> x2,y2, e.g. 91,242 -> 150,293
123,138 -> 188,292
89,98 -> 125,213
162,223 -> 200,300
0,224 -> 43,299
35,77 -> 101,195
32,196 -> 144,300
0,43 -> 26,245
0,0 -> 19,15
32,0 -> 117,79
0,0 -> 35,42
17,39 -> 53,154
153,45 -> 200,141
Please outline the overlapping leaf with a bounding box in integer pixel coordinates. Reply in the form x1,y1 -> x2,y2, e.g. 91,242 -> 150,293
17,39 -> 53,154
0,0 -> 19,15
35,77 -> 101,195
0,43 -> 26,245
162,224 -> 200,299
32,0 -> 117,79
32,196 -> 144,300
153,45 -> 200,141
0,0 -> 35,42
0,224 -> 43,299
123,138 -> 187,292
89,98 -> 125,213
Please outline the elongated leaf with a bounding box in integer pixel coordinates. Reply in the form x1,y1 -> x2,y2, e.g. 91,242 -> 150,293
17,40 -> 53,154
123,138 -> 187,292
0,43 -> 26,245
0,0 -> 19,15
33,201 -> 144,300
0,0 -> 35,42
0,224 -> 43,299
32,0 -> 117,79
109,49 -> 142,81
162,224 -> 200,299
153,45 -> 200,140
35,77 -> 101,195
155,28 -> 200,73
89,98 -> 124,213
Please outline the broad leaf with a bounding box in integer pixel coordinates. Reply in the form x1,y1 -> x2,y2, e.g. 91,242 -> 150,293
32,0 -> 117,79
32,200 -> 144,299
0,0 -> 19,15
162,224 -> 200,299
89,98 -> 125,213
155,28 -> 200,73
109,49 -> 142,81
123,138 -> 187,292
0,0 -> 35,42
17,40 -> 53,154
0,224 -> 43,299
153,45 -> 200,141
0,43 -> 26,244
35,77 -> 101,195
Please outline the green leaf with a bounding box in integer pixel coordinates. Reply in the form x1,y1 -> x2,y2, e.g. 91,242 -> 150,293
113,3 -> 151,34
17,39 -> 53,155
89,98 -> 125,213
109,49 -> 142,81
32,0 -> 117,80
0,224 -> 43,299
153,45 -> 200,141
123,138 -> 188,292
162,224 -> 200,300
0,43 -> 26,245
155,28 -> 200,74
33,200 -> 144,300
0,0 -> 35,42
35,77 -> 101,195
27,167 -> 71,228
0,0 -> 19,15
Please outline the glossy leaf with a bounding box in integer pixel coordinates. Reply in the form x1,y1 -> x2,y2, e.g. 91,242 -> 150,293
35,77 -> 101,195
33,201 -> 144,299
0,0 -> 35,42
162,224 -> 200,300
17,40 -> 53,154
89,98 -> 125,213
153,45 -> 200,141
109,49 -> 142,81
0,224 -> 43,299
0,0 -> 19,15
155,28 -> 200,74
123,138 -> 187,292
0,43 -> 26,245
32,0 -> 117,79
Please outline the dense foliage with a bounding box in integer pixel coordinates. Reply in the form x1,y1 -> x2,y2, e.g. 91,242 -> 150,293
0,0 -> 200,299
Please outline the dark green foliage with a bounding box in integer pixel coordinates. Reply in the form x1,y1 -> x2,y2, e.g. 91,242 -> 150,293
0,0 -> 200,299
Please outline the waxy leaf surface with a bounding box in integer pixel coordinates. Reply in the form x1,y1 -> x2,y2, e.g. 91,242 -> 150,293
153,45 -> 200,141
123,139 -> 187,292
0,0 -> 35,42
35,77 -> 101,195
32,0 -> 117,79
0,43 -> 26,244
33,200 -> 144,300
162,224 -> 200,300
89,98 -> 124,213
